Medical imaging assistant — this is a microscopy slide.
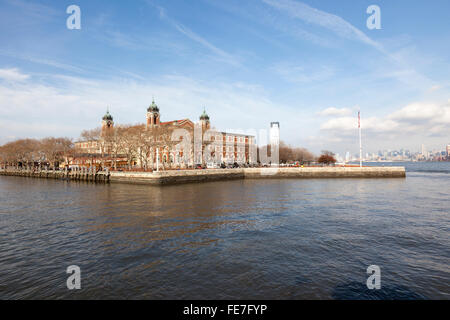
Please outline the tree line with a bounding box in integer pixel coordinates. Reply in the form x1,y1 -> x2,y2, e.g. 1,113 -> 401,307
0,130 -> 337,170
279,141 -> 316,163
0,124 -> 196,170
0,137 -> 73,169
79,124 -> 180,170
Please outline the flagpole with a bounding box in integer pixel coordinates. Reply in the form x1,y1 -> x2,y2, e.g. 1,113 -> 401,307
359,110 -> 362,167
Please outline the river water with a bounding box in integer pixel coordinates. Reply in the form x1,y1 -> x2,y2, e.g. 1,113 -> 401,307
0,162 -> 449,299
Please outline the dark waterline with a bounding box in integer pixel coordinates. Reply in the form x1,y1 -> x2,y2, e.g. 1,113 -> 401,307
0,162 -> 449,299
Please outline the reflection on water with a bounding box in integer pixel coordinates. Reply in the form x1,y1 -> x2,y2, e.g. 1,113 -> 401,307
0,164 -> 449,299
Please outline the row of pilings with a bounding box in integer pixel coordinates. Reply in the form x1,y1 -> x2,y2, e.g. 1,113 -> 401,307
0,167 -> 110,183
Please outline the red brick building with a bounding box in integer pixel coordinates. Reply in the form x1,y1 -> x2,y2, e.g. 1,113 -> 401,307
73,100 -> 256,169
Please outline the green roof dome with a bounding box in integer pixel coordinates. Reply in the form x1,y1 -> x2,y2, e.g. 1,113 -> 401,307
200,108 -> 209,121
102,110 -> 113,121
147,98 -> 159,112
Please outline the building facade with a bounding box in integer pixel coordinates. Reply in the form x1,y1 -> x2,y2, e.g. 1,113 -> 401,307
270,122 -> 280,147
73,100 -> 256,169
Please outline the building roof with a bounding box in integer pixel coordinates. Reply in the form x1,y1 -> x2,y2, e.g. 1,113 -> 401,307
160,118 -> 192,126
147,98 -> 159,112
102,110 -> 113,121
199,108 -> 210,121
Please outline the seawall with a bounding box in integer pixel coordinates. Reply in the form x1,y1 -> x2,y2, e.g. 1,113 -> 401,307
0,169 -> 109,182
243,167 -> 406,179
110,169 -> 244,185
111,167 -> 406,185
0,167 -> 406,185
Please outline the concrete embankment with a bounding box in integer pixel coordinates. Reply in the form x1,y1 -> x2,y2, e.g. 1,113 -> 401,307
243,167 -> 406,179
0,167 -> 405,185
109,167 -> 405,185
0,169 -> 109,182
109,169 -> 244,185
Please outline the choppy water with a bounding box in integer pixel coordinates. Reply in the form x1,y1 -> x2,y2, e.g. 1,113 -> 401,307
0,162 -> 449,299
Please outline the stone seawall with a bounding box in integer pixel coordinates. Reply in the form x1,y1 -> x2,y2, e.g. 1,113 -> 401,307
0,167 -> 405,185
0,169 -> 109,182
109,167 -> 405,185
109,169 -> 244,185
243,167 -> 406,179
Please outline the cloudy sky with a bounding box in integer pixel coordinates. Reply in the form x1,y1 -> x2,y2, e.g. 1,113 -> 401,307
0,0 -> 449,154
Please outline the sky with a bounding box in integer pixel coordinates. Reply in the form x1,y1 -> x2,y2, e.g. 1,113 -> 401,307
0,0 -> 449,155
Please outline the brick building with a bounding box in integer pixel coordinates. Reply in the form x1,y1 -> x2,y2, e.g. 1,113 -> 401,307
73,100 -> 256,169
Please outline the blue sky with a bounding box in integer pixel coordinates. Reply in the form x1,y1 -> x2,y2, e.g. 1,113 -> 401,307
0,0 -> 449,155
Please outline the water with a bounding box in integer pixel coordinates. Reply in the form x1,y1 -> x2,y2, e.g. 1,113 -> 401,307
0,162 -> 449,299
361,161 -> 450,174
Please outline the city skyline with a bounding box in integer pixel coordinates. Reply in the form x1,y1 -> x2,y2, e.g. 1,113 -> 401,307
0,0 -> 449,156
335,144 -> 450,163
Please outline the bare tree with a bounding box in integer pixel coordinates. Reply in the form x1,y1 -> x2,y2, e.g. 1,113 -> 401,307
79,128 -> 102,167
80,128 -> 101,143
115,125 -> 140,169
144,124 -> 185,170
41,137 -> 73,169
13,139 -> 41,169
260,140 -> 315,164
0,138 -> 73,169
133,125 -> 152,170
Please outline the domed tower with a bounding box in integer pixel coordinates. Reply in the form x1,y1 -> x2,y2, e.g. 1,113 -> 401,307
146,98 -> 160,128
101,108 -> 114,135
199,108 -> 210,130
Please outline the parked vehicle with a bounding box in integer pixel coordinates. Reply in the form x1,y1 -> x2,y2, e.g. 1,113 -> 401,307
206,162 -> 220,169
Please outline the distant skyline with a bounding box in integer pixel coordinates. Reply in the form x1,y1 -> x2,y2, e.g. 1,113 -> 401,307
0,0 -> 449,154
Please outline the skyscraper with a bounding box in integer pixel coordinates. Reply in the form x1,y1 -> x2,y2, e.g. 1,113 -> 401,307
270,122 -> 280,147
269,122 -> 280,167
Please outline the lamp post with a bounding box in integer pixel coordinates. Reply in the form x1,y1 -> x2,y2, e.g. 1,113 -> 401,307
156,148 -> 159,172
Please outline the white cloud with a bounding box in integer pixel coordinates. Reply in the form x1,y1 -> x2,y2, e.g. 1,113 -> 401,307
270,63 -> 334,84
262,0 -> 383,51
316,101 -> 450,153
0,49 -> 86,74
317,107 -> 352,117
389,102 -> 450,125
0,71 -> 301,143
154,4 -> 240,66
2,0 -> 59,21
0,68 -> 30,82
429,85 -> 442,92
260,0 -> 436,93
320,101 -> 450,134
203,0 -> 333,47
320,116 -> 400,133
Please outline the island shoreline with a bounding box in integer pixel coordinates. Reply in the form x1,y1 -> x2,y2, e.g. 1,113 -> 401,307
0,167 -> 406,185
